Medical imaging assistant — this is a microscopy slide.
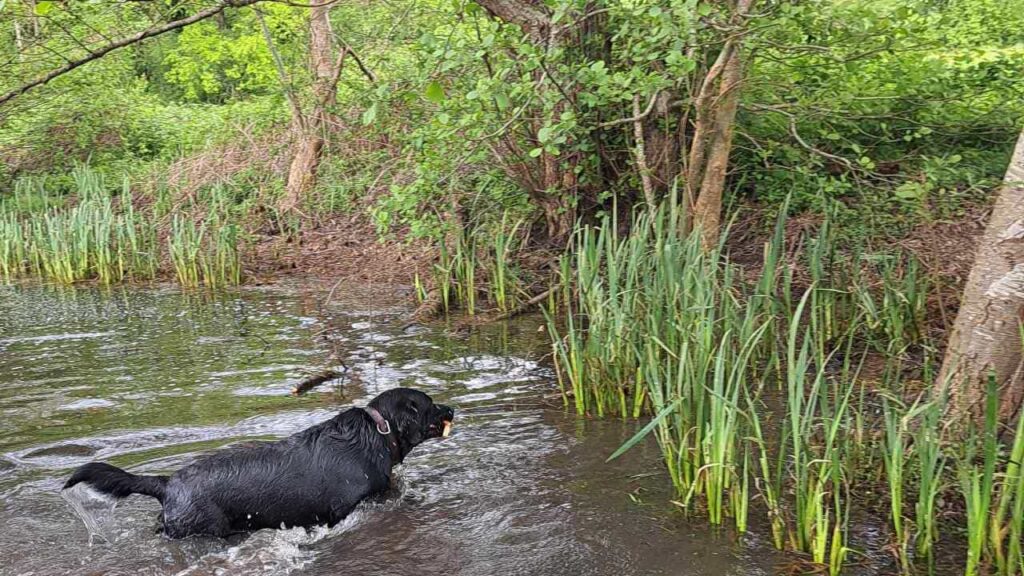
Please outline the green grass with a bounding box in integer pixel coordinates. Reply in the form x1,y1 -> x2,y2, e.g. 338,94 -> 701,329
429,213 -> 529,315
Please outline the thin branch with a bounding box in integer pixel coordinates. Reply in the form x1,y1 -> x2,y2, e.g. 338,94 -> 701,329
598,90 -> 660,129
332,32 -> 376,84
0,0 -> 263,107
632,93 -> 656,210
255,6 -> 306,127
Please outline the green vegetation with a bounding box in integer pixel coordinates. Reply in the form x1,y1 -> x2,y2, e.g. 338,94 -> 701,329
0,166 -> 241,287
557,203 -> 1024,575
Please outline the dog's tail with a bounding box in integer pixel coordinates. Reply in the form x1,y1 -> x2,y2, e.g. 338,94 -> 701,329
63,462 -> 168,502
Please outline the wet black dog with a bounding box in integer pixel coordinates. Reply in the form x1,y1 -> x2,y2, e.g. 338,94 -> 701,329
63,388 -> 454,538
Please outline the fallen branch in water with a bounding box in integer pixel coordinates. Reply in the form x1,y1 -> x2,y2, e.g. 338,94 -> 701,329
491,285 -> 557,321
291,367 -> 346,395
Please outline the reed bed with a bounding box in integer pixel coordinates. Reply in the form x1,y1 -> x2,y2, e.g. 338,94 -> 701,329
1,167 -> 242,287
425,214 -> 528,314
548,200 -> 1024,576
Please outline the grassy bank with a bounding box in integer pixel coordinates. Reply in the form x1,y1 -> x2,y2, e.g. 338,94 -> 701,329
0,166 -> 241,288
546,200 -> 1024,575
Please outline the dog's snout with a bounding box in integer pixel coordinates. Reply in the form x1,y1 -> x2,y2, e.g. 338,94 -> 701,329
439,405 -> 455,421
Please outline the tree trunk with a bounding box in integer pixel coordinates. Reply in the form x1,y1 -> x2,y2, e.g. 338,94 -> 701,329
939,128 -> 1024,421
684,0 -> 752,248
280,3 -> 335,215
691,42 -> 744,249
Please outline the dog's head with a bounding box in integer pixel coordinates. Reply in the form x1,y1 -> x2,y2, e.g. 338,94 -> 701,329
368,388 -> 454,458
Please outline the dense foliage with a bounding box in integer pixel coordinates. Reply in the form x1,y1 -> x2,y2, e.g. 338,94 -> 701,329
1,0 -> 1021,236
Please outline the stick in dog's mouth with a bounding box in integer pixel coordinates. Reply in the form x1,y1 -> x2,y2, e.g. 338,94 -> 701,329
442,421 -> 452,438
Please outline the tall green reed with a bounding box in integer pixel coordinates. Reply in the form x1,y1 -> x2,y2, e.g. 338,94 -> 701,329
1,166 -> 241,287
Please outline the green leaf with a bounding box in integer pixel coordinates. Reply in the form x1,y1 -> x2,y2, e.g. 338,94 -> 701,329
424,81 -> 445,104
528,147 -> 543,158
493,91 -> 510,111
34,0 -> 53,15
894,182 -> 924,199
537,126 -> 553,143
606,397 -> 684,462
361,103 -> 378,126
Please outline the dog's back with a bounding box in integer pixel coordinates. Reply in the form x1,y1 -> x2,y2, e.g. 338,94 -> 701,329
161,411 -> 391,536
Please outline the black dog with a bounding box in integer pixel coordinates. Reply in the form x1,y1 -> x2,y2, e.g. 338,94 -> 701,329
63,388 -> 454,538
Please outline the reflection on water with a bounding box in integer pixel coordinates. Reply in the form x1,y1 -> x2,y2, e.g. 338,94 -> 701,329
0,283 -> 780,576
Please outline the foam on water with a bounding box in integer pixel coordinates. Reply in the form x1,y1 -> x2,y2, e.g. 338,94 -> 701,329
172,510 -> 366,576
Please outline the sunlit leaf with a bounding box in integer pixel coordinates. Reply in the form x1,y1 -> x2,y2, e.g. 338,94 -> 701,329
424,81 -> 445,104
361,103 -> 377,125
493,91 -> 510,110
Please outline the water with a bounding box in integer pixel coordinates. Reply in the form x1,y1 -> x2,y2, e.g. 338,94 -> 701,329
0,283 -> 782,576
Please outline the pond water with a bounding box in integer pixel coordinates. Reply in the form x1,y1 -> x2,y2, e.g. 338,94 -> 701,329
0,283 -> 784,576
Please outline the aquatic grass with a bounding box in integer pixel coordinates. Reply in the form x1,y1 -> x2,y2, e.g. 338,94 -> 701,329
169,214 -> 206,288
550,197 -> 1024,576
991,333 -> 1024,576
490,214 -> 524,312
746,387 -> 787,549
567,200 -> 782,530
957,374 -> 1000,576
912,392 -> 947,562
1,167 -> 242,287
0,211 -> 26,281
882,394 -> 911,573
994,408 -> 1024,576
453,225 -> 478,315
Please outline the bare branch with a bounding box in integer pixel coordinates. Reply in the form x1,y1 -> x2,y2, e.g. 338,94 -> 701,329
632,94 -> 656,210
598,90 -> 660,129
332,33 -> 376,84
255,6 -> 306,128
0,0 -> 263,108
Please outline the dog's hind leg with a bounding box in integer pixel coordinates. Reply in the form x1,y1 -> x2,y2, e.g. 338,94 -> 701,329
161,497 -> 233,538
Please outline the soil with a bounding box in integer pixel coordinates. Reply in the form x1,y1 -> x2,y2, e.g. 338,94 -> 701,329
228,198 -> 993,335
246,212 -> 435,287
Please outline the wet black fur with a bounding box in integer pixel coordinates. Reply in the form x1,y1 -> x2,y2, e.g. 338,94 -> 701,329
63,388 -> 454,539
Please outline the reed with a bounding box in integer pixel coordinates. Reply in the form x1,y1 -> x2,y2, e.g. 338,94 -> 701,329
957,374 -> 1000,576
490,214 -> 523,312
0,167 -> 243,287
557,200 -> 1024,576
882,395 -> 911,572
911,394 -> 947,562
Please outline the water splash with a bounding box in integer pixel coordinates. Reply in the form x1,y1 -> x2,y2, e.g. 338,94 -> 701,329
172,511 -> 365,576
60,482 -> 119,546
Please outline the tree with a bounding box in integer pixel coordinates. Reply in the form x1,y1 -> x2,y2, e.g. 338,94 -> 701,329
683,0 -> 752,248
257,1 -> 376,215
471,0 -> 757,246
939,127 -> 1024,421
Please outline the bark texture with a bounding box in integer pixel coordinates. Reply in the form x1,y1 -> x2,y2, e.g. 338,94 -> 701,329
281,3 -> 336,214
686,0 -> 752,248
939,128 -> 1024,420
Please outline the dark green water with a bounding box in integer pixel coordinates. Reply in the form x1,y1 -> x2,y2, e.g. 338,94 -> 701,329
0,283 -> 783,575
